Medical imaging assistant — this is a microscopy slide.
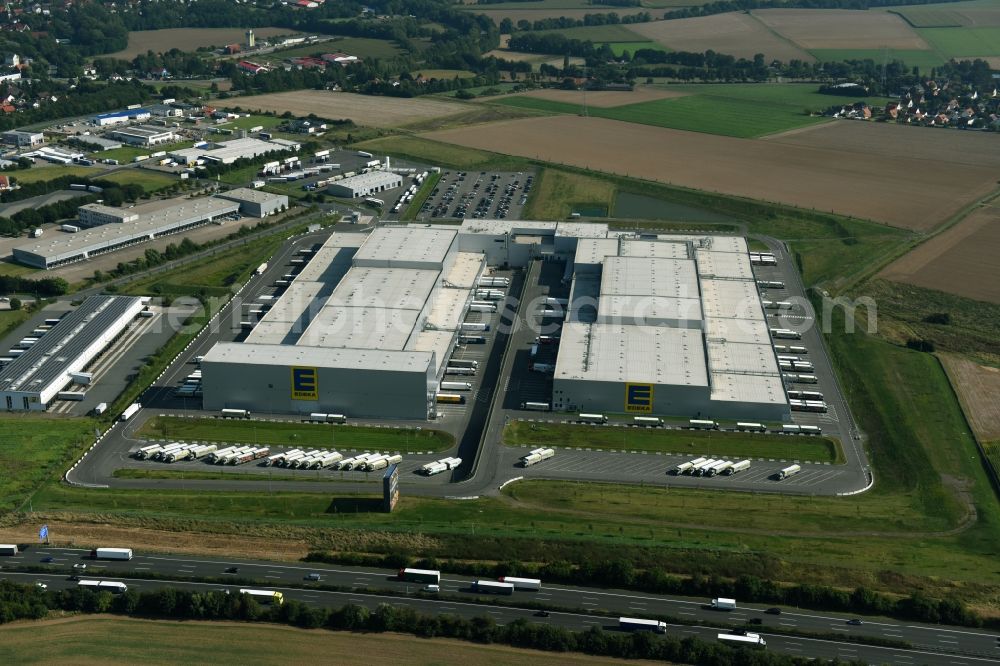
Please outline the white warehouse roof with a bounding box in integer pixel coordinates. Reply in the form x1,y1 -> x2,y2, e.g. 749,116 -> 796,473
600,256 -> 700,299
204,341 -> 433,372
353,226 -> 456,269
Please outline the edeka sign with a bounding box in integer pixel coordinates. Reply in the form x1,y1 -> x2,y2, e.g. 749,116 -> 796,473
625,383 -> 653,413
290,367 -> 318,400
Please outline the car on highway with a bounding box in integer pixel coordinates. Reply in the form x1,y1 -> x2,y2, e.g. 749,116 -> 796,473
534,610 -> 550,617
748,618 -> 762,625
68,575 -> 79,581
421,584 -> 440,593
35,582 -> 47,590
41,556 -> 54,563
73,563 -> 86,570
305,573 -> 321,581
730,628 -> 749,636
846,619 -> 864,626
224,567 -> 239,574
765,607 -> 782,615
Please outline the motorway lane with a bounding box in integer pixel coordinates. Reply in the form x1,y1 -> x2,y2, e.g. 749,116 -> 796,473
1,566 -> 996,665
7,547 -> 999,661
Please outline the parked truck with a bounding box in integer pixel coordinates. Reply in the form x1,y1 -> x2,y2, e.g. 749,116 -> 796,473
777,464 -> 802,480
120,403 -> 141,422
724,460 -> 751,475
521,448 -> 555,467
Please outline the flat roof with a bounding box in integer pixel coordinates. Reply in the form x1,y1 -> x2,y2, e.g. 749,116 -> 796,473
109,125 -> 174,138
596,294 -> 702,327
326,267 -> 439,311
555,221 -> 610,238
353,226 -> 456,269
425,288 -> 470,331
298,306 -> 418,350
444,252 -> 484,289
171,137 -> 293,164
332,170 -> 400,189
293,235 -> 361,283
460,219 -> 557,236
600,256 -> 700,299
217,187 -> 287,205
204,341 -> 433,373
0,295 -> 144,393
621,239 -> 689,259
704,316 -> 771,345
555,322 -> 708,387
710,372 -> 786,405
574,238 -> 619,267
14,197 -> 239,263
707,340 -> 780,375
695,248 -> 754,280
408,329 -> 454,374
699,278 -> 762,320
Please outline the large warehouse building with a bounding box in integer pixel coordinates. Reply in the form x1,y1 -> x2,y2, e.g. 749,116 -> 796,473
201,227 -> 486,419
327,171 -> 402,198
0,295 -> 147,411
13,197 -> 241,269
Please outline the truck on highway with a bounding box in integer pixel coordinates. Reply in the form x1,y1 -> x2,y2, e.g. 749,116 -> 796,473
398,568 -> 440,584
472,580 -> 514,595
120,403 -> 141,422
778,464 -> 802,480
520,401 -> 550,411
500,576 -> 541,591
239,589 -> 284,605
79,580 -> 128,594
724,460 -> 751,475
718,632 -> 766,648
711,597 -> 736,610
0,544 -> 18,555
91,548 -> 133,561
619,617 -> 666,634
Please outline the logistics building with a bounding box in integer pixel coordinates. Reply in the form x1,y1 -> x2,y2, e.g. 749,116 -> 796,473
0,295 -> 147,411
108,125 -> 177,147
13,197 -> 241,269
215,188 -> 288,217
169,136 -> 299,166
2,130 -> 43,147
327,171 -> 402,198
201,226 -> 486,419
91,108 -> 151,126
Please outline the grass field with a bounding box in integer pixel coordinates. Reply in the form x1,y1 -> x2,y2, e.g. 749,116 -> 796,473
606,41 -> 668,57
215,114 -> 284,131
0,617 -> 637,666
522,168 -> 615,219
354,135 -> 530,171
12,165 -> 94,183
504,421 -> 843,463
809,48 -> 944,71
0,416 -> 93,511
0,307 -> 31,337
99,169 -> 178,193
138,416 -> 454,453
110,27 -> 294,59
92,141 -> 194,164
0,260 -> 37,277
889,7 -> 966,27
918,26 -> 1000,58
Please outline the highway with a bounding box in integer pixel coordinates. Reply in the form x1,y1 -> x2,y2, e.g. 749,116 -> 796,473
2,547 -> 998,664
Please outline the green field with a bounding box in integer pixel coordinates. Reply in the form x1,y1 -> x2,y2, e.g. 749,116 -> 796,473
0,260 -> 38,277
504,421 -> 843,463
890,7 -> 966,27
522,168 -> 615,219
215,114 -> 284,131
0,617 -> 628,666
809,48 -> 945,72
12,165 -> 94,183
138,416 -> 454,453
90,140 -> 194,164
412,69 -> 476,80
0,416 -> 94,511
919,27 -> 1000,58
99,169 -> 178,193
605,41 -> 668,57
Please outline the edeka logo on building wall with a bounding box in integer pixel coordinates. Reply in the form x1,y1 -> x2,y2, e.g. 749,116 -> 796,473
291,367 -> 318,400
625,383 -> 653,413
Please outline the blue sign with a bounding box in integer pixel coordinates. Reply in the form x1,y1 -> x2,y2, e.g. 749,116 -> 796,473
39,524 -> 48,541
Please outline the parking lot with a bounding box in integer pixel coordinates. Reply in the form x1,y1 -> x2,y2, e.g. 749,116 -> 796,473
417,171 -> 533,221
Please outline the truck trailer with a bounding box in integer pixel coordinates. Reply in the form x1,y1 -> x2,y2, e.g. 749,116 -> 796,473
619,617 -> 666,634
91,548 -> 133,561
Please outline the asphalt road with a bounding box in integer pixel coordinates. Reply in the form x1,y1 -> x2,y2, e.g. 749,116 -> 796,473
2,547 -> 998,664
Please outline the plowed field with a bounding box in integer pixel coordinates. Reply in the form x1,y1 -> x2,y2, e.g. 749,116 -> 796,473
505,87 -> 690,108
424,116 -> 999,229
755,9 -> 929,50
630,13 -> 814,62
940,353 -> 1000,442
221,91 -> 467,128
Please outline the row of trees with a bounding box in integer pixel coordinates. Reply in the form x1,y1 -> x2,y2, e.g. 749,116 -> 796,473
498,12 -> 653,34
308,552 -> 987,628
0,275 -> 69,297
0,581 -> 831,665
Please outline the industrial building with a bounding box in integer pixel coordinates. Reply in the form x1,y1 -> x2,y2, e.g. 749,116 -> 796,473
169,136 -> 299,166
0,295 -> 147,411
108,125 -> 177,147
454,220 -> 789,421
2,130 -> 43,147
216,188 -> 288,217
13,197 -> 241,269
201,226 -> 486,419
91,108 -> 151,126
327,171 -> 402,199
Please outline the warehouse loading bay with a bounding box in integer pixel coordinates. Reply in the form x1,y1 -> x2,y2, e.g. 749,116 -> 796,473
77,224 -> 869,496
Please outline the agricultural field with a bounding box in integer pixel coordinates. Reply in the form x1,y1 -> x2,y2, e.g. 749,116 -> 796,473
11,165 -> 93,183
424,115 -> 999,229
522,168 -> 616,219
629,13 -> 814,63
605,41 -> 668,57
138,416 -> 454,453
940,353 -> 1000,443
878,207 -> 1000,305
754,9 -> 930,50
109,27 -> 295,59
889,1 -> 1000,28
91,140 -> 194,164
472,6 -> 653,25
272,37 -> 404,60
917,26 -> 1000,59
215,114 -> 284,131
221,91 -> 467,128
504,86 -> 688,108
0,617 -> 641,666
503,421 -> 843,463
808,48 -> 944,72
0,415 -> 93,512
411,69 -> 476,80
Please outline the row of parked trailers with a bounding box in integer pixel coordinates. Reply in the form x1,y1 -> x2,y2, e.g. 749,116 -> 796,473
672,457 -> 752,476
134,442 -> 271,465
749,252 -> 777,266
263,448 -> 402,471
521,447 -> 555,467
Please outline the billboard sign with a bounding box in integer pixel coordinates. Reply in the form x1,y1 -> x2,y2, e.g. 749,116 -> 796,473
382,464 -> 400,513
625,383 -> 653,413
290,366 -> 318,400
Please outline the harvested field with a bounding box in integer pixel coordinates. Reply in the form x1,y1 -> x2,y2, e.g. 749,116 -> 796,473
940,353 -> 1000,442
630,13 -> 814,62
509,86 -> 689,107
424,115 -> 999,229
474,7 -> 651,24
754,9 -> 929,50
221,91 -> 467,128
879,206 -> 1000,304
110,27 -> 293,59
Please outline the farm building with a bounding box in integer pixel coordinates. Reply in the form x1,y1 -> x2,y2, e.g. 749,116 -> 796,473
326,171 -> 402,198
0,295 -> 148,411
13,197 -> 241,269
215,188 -> 288,217
201,226 -> 486,419
108,125 -> 177,147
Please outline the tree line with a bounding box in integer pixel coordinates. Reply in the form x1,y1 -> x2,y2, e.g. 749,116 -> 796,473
0,580 -> 847,665
663,0 -> 970,21
307,551 -> 988,629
